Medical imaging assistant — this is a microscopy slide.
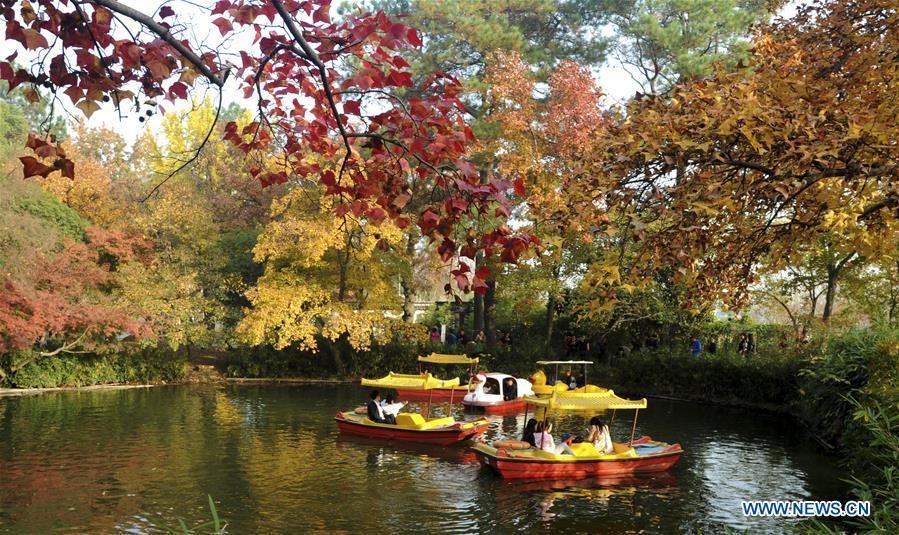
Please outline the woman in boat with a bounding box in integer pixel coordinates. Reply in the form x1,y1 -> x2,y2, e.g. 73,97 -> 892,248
586,416 -> 614,454
381,394 -> 407,420
534,420 -> 576,455
522,418 -> 538,447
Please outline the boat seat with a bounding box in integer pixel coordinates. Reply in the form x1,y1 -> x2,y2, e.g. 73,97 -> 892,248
418,416 -> 454,429
395,413 -> 427,427
570,443 -> 601,457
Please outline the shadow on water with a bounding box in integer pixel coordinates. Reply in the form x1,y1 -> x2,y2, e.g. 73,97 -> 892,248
0,384 -> 848,534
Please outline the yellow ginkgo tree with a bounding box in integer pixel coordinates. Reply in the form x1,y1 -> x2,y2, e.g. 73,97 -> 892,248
238,184 -> 424,373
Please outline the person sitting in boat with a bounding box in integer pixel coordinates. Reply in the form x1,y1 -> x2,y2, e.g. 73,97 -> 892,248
522,418 -> 538,448
380,394 -> 407,419
563,370 -> 577,390
533,420 -> 576,455
502,377 -> 518,401
367,390 -> 394,424
586,416 -> 614,454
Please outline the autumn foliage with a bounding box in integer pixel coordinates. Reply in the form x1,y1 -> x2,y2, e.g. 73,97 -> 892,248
558,0 -> 899,310
0,228 -> 152,357
1,0 -> 535,294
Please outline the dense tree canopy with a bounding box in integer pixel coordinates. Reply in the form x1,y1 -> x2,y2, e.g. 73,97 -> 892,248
561,0 -> 899,313
1,0 -> 897,383
1,0 -> 536,293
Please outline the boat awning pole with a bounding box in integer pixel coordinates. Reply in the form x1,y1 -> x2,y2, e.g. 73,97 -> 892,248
448,387 -> 454,416
609,408 -> 617,430
629,409 -> 639,445
426,388 -> 433,419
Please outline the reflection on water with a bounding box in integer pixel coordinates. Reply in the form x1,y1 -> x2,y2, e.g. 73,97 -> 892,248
0,384 -> 847,534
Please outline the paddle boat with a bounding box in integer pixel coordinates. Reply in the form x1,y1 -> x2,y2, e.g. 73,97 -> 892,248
334,411 -> 489,446
462,372 -> 534,414
472,392 -> 683,479
362,353 -> 477,402
335,374 -> 489,446
531,360 -> 597,396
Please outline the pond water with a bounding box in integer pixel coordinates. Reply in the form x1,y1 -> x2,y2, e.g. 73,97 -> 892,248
0,384 -> 848,534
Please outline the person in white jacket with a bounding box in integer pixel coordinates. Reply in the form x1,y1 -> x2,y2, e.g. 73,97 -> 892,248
380,394 -> 407,419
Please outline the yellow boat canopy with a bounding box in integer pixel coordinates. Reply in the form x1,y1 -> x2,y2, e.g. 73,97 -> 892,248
361,372 -> 461,390
417,353 -> 478,365
524,390 -> 647,411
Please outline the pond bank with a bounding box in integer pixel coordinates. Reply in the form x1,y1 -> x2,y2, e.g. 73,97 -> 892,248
0,383 -> 161,397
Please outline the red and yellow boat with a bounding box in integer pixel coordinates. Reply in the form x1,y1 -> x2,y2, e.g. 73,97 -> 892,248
473,392 -> 683,479
363,353 -> 477,401
334,411 -> 489,446
340,370 -> 489,446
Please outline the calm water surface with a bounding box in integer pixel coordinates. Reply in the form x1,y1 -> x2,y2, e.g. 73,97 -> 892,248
0,384 -> 848,534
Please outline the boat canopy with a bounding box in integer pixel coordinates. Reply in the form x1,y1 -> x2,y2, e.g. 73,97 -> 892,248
361,372 -> 460,390
524,391 -> 647,411
535,360 -> 594,365
418,353 -> 479,365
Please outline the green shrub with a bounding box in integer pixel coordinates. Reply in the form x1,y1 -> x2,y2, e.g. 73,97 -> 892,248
844,398 -> 899,533
17,195 -> 88,241
8,349 -> 185,389
797,325 -> 898,448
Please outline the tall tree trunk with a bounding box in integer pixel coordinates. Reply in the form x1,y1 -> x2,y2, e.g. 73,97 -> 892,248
325,337 -> 347,376
545,294 -> 556,350
823,252 -> 857,323
822,269 -> 838,322
400,233 -> 416,322
545,264 -> 561,349
473,254 -> 484,333
485,278 -> 497,346
337,247 -> 348,302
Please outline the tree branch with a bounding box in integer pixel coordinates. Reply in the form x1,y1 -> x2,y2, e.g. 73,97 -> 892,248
87,0 -> 228,87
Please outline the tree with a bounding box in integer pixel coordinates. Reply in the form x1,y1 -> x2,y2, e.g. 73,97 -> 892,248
237,185 -> 419,373
841,251 -> 899,325
480,50 -> 611,346
365,0 -> 614,342
0,228 -> 153,381
2,0 -> 531,292
611,0 -> 772,94
562,0 -> 899,315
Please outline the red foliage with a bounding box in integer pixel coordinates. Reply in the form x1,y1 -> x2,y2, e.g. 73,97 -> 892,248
1,0 -> 536,284
0,230 -> 153,354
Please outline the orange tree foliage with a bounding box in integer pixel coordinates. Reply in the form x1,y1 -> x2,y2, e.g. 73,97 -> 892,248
476,51 -> 610,312
0,228 -> 153,374
1,0 -> 536,292
564,0 -> 899,311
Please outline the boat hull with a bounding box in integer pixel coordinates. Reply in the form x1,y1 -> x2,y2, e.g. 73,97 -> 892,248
463,398 -> 528,414
396,387 -> 469,401
473,439 -> 682,479
334,413 -> 488,446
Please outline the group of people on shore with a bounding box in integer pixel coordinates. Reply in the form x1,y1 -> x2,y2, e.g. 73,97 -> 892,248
366,390 -> 408,425
429,327 -> 513,349
521,416 -> 614,455
563,332 -> 592,358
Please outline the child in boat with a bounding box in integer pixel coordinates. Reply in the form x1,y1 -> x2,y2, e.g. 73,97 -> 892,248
533,420 -> 576,455
380,394 -> 407,419
522,418 -> 538,447
586,416 -> 614,454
